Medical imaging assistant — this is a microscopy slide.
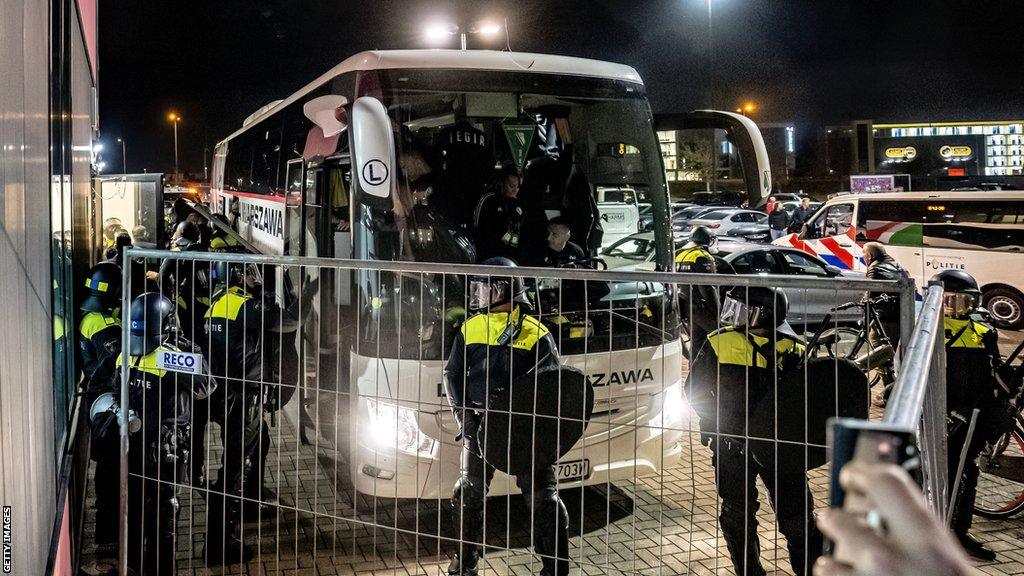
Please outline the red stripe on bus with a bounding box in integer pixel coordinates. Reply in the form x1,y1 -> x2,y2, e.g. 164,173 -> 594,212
218,189 -> 290,204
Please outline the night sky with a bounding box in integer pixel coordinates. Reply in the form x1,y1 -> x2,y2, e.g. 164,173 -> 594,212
97,0 -> 1024,176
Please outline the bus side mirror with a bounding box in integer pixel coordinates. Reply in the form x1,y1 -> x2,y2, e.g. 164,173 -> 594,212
350,96 -> 395,211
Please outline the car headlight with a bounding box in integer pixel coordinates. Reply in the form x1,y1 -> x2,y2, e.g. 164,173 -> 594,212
651,383 -> 687,429
365,398 -> 436,456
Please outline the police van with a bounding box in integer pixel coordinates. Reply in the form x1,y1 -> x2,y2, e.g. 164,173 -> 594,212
209,49 -> 772,499
773,191 -> 1024,328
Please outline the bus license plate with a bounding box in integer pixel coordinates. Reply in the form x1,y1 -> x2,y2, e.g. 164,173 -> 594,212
556,459 -> 590,482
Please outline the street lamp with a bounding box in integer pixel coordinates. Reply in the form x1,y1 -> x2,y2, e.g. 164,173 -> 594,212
116,137 -> 126,173
735,102 -> 756,116
168,112 -> 181,182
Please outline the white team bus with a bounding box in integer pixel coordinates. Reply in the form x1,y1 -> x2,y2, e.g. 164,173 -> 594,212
774,191 -> 1024,328
209,49 -> 772,498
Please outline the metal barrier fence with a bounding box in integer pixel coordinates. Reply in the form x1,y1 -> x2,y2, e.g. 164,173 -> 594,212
880,283 -> 949,519
113,247 -> 920,575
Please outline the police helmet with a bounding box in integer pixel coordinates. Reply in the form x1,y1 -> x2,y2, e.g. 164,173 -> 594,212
90,391 -> 141,434
931,269 -> 981,318
468,257 -> 529,310
81,262 -> 122,312
171,220 -> 200,250
211,260 -> 246,288
720,286 -> 789,331
683,225 -> 717,251
128,292 -> 174,356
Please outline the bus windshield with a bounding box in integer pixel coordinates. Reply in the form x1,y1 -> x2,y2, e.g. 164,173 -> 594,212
354,68 -> 669,269
352,69 -> 675,359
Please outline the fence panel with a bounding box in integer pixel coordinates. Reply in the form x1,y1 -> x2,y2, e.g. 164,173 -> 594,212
114,248 -> 917,575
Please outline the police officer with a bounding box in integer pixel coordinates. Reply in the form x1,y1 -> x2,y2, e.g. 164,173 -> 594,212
209,213 -> 243,253
444,257 -> 569,576
116,292 -> 214,574
676,225 -> 721,358
935,270 -> 1003,560
689,287 -> 823,576
199,261 -> 314,565
197,261 -> 269,565
79,262 -> 123,558
160,219 -> 213,343
675,225 -> 717,273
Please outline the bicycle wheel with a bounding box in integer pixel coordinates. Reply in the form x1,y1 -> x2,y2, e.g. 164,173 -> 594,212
811,327 -> 861,359
975,426 -> 1024,519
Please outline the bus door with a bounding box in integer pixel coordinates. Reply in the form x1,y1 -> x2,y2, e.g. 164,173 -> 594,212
654,110 -> 773,209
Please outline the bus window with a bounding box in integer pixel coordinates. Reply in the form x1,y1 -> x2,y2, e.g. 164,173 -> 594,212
285,161 -> 303,195
926,200 -> 1024,252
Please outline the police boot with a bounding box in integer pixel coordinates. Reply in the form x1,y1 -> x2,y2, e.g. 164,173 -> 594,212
204,485 -> 255,566
533,498 -> 570,576
447,549 -> 480,576
720,505 -> 767,576
958,533 -> 996,561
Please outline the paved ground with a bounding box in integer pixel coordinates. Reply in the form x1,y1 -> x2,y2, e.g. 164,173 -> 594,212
80,330 -> 1024,576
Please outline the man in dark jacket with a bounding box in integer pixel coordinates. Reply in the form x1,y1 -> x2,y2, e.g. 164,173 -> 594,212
444,257 -> 569,576
863,242 -> 908,350
768,203 -> 791,240
788,197 -> 816,234
473,166 -> 525,261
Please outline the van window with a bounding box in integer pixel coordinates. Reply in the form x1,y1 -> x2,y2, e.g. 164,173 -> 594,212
807,203 -> 853,238
859,199 -> 1024,251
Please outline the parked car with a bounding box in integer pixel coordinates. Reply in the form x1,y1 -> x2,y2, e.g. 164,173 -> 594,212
603,237 -> 865,326
772,193 -> 803,203
724,222 -> 772,243
684,208 -> 768,236
719,245 -> 865,325
779,200 -> 822,213
671,205 -> 717,233
600,231 -> 749,271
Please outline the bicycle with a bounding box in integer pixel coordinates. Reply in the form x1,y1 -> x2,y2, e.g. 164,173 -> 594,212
973,339 -> 1024,519
805,294 -> 898,391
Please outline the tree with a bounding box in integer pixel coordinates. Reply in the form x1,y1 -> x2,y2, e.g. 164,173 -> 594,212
678,133 -> 715,183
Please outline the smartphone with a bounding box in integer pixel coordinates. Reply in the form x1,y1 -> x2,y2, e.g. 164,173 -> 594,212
824,418 -> 921,555
828,418 -> 921,509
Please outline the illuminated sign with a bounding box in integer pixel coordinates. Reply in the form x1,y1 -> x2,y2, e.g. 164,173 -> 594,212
884,146 -> 917,161
939,145 -> 973,159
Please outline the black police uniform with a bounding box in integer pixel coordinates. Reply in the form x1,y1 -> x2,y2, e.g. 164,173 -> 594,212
80,310 -> 121,549
676,240 -> 720,357
160,239 -> 214,344
945,315 -> 1002,546
473,192 -> 524,261
117,302 -> 212,574
444,306 -> 569,576
79,265 -> 123,551
690,326 -> 824,576
199,279 -> 289,563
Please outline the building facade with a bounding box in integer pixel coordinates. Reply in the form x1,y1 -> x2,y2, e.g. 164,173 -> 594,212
0,0 -> 97,574
821,119 -> 1024,188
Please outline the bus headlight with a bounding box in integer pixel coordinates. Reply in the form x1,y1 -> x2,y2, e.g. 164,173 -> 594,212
651,383 -> 686,429
365,398 -> 436,457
